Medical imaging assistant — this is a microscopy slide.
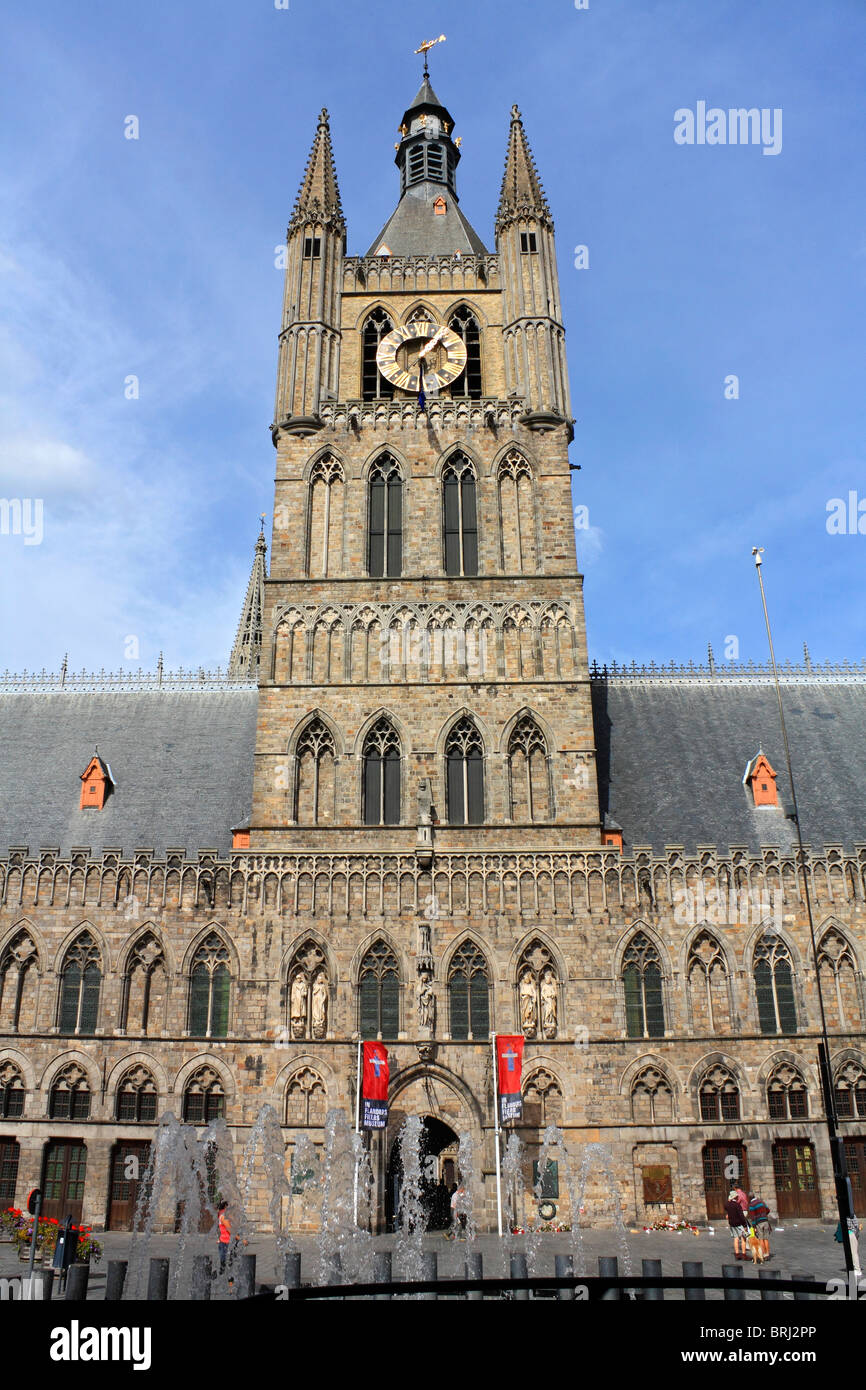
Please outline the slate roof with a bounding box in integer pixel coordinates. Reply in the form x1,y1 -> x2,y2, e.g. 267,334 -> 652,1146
592,677 -> 866,854
0,690 -> 258,857
366,183 -> 489,258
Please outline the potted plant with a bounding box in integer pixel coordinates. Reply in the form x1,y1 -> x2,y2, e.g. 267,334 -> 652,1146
0,1207 -> 22,1242
73,1226 -> 103,1265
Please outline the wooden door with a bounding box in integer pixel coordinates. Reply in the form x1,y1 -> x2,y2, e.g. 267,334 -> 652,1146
702,1141 -> 749,1219
844,1138 -> 866,1217
772,1140 -> 821,1218
41,1140 -> 87,1225
107,1140 -> 152,1230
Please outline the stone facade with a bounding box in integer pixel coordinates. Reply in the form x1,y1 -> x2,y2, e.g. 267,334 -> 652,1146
1,80 -> 865,1237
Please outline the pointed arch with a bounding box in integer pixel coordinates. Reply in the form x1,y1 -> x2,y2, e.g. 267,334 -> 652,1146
446,936 -> 491,1041
521,1065 -> 564,1128
515,936 -> 561,1039
362,715 -> 402,826
0,1056 -> 26,1119
56,928 -> 103,1035
506,712 -> 552,822
753,930 -> 798,1035
185,929 -> 233,1040
448,302 -> 482,398
403,301 -> 439,326
357,937 -> 401,1040
0,922 -> 41,1032
685,927 -> 734,1035
441,448 -> 479,576
361,306 -> 395,399
444,714 -> 485,825
367,451 -> 403,577
497,446 -> 538,573
817,920 -> 862,1030
629,1061 -> 676,1124
617,927 -> 667,1040
121,927 -> 169,1037
287,937 -> 331,1041
293,714 -> 338,825
306,451 -> 346,578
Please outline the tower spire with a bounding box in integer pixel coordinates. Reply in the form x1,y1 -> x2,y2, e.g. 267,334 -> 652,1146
228,520 -> 268,681
496,104 -> 552,232
289,108 -> 345,237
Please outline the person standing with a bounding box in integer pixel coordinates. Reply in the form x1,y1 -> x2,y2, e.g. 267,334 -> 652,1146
747,1191 -> 772,1261
725,1190 -> 748,1260
217,1200 -> 232,1274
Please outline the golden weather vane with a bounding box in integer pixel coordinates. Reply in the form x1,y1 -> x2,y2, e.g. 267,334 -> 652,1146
414,34 -> 446,75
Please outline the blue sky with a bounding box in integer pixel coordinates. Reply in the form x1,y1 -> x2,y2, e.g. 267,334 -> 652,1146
2,0 -> 864,673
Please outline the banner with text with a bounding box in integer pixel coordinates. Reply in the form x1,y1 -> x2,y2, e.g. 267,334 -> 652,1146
362,1041 -> 390,1129
496,1035 -> 524,1123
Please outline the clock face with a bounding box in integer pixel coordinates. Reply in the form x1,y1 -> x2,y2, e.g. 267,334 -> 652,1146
375,320 -> 468,392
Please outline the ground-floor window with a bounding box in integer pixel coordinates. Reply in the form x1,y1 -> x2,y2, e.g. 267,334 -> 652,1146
0,1138 -> 20,1204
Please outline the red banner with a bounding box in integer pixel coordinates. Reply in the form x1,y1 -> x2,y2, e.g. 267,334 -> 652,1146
362,1042 -> 389,1129
496,1035 -> 524,1123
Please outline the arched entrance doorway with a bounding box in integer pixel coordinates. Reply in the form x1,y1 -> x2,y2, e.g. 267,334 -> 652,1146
386,1115 -> 459,1232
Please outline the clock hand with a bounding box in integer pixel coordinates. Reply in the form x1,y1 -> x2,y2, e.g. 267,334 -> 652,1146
418,325 -> 447,359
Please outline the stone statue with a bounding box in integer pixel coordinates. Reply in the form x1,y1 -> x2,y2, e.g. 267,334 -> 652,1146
311,970 -> 328,1039
519,970 -> 537,1037
290,971 -> 308,1039
418,972 -> 435,1033
417,778 -> 433,824
540,969 -> 558,1038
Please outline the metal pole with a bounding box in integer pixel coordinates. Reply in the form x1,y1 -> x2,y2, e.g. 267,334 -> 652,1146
751,547 -> 855,1275
353,1039 -> 362,1225
492,1034 -> 503,1237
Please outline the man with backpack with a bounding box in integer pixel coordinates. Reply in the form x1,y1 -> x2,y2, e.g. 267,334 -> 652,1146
747,1191 -> 772,1262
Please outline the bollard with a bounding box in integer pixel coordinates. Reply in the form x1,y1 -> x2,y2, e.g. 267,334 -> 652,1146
555,1253 -> 574,1301
759,1268 -> 781,1301
191,1255 -> 213,1301
722,1263 -> 745,1300
235,1252 -> 256,1299
510,1252 -> 529,1301
420,1251 -> 437,1300
465,1249 -> 483,1301
32,1268 -> 54,1301
64,1263 -> 90,1301
147,1257 -> 170,1301
642,1258 -> 663,1301
282,1251 -> 302,1291
598,1255 -> 620,1301
373,1250 -> 392,1301
792,1271 -> 815,1302
682,1260 -> 706,1301
104,1260 -> 127,1302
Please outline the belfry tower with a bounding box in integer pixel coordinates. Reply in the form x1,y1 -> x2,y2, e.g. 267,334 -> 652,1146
253,80 -> 599,855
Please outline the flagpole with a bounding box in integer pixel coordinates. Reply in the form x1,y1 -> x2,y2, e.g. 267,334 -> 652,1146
492,1034 -> 503,1237
353,1040 -> 362,1225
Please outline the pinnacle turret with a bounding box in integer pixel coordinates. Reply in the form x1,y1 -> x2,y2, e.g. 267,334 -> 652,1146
289,108 -> 345,236
228,523 -> 268,681
496,104 -> 552,232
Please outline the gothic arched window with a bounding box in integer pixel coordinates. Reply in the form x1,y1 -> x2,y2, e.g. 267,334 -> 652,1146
359,941 -> 399,1039
188,934 -> 231,1039
295,718 -> 337,825
687,932 -> 731,1034
449,306 -> 482,398
116,1066 -> 158,1123
182,1066 -> 225,1125
442,454 -> 478,577
834,1062 -> 866,1119
522,1069 -> 563,1128
498,450 -> 536,572
362,718 -> 401,826
362,308 -> 395,400
698,1065 -> 741,1122
767,1063 -> 808,1120
49,1064 -> 91,1120
124,933 -> 167,1036
754,935 -> 798,1035
449,941 -> 490,1041
631,1066 -> 674,1123
508,716 -> 550,822
0,1061 -> 25,1118
622,933 -> 665,1039
0,930 -> 38,1031
368,455 -> 403,577
307,455 -> 345,578
817,928 -> 860,1030
286,1067 -> 327,1126
58,932 -> 101,1035
445,717 -> 484,825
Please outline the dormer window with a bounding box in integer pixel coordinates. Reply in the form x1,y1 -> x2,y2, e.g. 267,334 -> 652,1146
433,196 -> 446,215
79,752 -> 114,810
743,752 -> 778,807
